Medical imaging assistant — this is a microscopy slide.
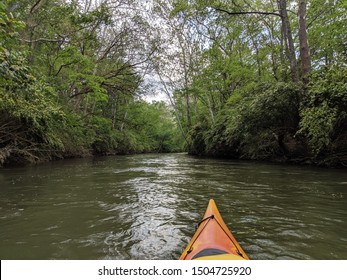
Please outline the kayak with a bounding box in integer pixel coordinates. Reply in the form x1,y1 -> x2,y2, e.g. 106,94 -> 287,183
180,199 -> 249,260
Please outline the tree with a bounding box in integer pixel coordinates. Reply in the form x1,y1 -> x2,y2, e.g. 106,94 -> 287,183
169,0 -> 347,166
307,0 -> 346,69
278,0 -> 299,83
1,0 -> 183,165
297,0 -> 311,85
153,0 -> 202,139
0,1 -> 66,164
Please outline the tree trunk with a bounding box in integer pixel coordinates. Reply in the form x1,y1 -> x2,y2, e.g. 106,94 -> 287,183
157,71 -> 187,142
251,36 -> 262,77
120,110 -> 127,132
278,0 -> 299,83
205,92 -> 215,123
25,0 -> 46,65
185,90 -> 191,128
83,95 -> 89,115
111,99 -> 117,129
298,0 -> 311,85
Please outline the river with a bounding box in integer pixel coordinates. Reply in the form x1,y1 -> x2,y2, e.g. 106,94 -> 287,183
0,153 -> 346,259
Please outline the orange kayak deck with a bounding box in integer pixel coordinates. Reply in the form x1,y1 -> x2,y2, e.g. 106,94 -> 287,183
180,199 -> 249,260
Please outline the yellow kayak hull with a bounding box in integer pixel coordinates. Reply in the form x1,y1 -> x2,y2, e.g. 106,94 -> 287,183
180,199 -> 249,260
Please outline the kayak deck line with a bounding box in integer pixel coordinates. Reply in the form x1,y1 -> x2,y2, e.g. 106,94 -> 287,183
180,199 -> 249,260
184,214 -> 244,259
184,215 -> 215,257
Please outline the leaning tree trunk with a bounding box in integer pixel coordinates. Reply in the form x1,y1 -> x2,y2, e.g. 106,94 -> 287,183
278,0 -> 299,83
298,0 -> 311,86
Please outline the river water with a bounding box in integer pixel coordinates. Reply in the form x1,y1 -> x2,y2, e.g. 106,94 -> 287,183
0,153 -> 346,260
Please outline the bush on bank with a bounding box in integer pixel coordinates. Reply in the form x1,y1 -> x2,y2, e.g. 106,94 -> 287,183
187,72 -> 347,167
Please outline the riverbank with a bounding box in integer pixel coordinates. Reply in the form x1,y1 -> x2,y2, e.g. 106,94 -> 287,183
0,142 -> 184,167
187,138 -> 347,168
186,76 -> 347,169
2,2 -> 346,170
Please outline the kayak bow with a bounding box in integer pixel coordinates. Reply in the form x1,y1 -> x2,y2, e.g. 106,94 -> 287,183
180,199 -> 249,260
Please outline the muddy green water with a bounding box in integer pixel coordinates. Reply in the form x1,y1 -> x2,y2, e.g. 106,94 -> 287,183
0,153 -> 346,259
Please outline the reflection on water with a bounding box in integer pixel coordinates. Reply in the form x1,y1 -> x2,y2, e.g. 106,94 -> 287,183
0,153 -> 347,259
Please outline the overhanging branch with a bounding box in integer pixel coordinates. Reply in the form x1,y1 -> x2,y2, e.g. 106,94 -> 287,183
213,7 -> 282,18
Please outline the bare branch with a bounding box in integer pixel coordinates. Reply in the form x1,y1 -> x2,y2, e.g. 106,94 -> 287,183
213,7 -> 282,18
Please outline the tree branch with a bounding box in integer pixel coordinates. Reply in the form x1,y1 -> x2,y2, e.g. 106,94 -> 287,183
23,38 -> 64,43
213,7 -> 282,18
69,87 -> 92,99
55,61 -> 78,76
30,0 -> 45,14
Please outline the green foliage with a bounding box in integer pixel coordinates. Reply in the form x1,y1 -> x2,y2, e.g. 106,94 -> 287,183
298,66 -> 347,156
238,82 -> 300,135
2,0 -> 346,167
46,111 -> 91,157
0,1 -> 25,43
188,82 -> 301,159
118,101 -> 183,153
299,102 -> 337,156
0,48 -> 33,88
308,0 -> 347,67
187,120 -> 209,155
188,66 -> 346,162
0,1 -> 183,166
170,0 -> 347,166
0,2 -> 67,164
0,51 -> 67,162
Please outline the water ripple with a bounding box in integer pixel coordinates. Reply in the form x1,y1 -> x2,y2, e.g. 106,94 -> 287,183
0,154 -> 347,259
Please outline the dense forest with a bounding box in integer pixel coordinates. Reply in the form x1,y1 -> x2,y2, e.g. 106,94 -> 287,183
170,0 -> 347,167
0,0 -> 184,166
1,0 -> 346,167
